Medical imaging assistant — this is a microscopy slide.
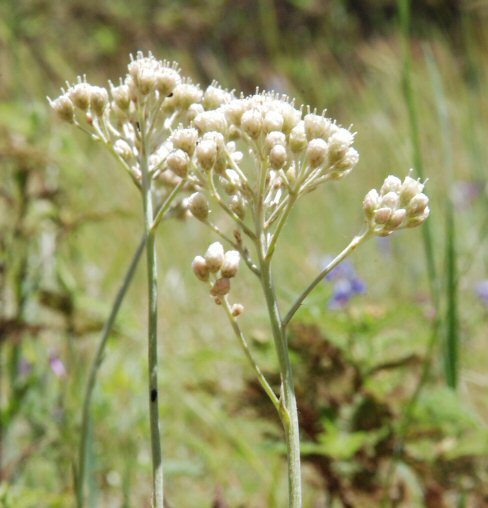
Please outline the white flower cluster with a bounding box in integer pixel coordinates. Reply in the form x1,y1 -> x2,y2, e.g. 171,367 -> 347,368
171,91 -> 359,231
363,174 -> 430,236
192,242 -> 242,312
49,53 -> 230,195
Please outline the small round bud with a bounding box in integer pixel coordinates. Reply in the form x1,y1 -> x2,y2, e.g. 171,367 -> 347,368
286,164 -> 297,186
111,84 -> 130,110
306,138 -> 328,168
172,83 -> 203,109
194,111 -> 228,134
289,122 -> 307,153
188,192 -> 209,220
69,83 -> 91,111
381,175 -> 402,195
363,189 -> 379,219
187,103 -> 204,121
229,195 -> 246,219
231,303 -> 244,317
269,144 -> 287,169
203,85 -> 232,109
387,208 -> 406,228
90,86 -> 109,116
114,139 -> 133,161
328,128 -> 354,165
241,109 -> 262,139
304,114 -> 328,140
210,277 -> 231,297
137,69 -> 157,95
224,101 -> 246,125
204,242 -> 225,272
192,256 -> 209,282
407,193 -> 429,216
171,128 -> 198,155
380,191 -> 400,210
265,131 -> 286,152
196,139 -> 218,170
263,111 -> 284,133
155,68 -> 180,96
400,176 -> 424,204
50,95 -> 74,123
279,102 -> 301,133
167,149 -> 190,177
221,250 -> 240,278
374,207 -> 392,225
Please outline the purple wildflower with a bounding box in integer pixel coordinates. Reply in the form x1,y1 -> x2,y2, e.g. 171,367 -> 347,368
475,280 -> 488,306
49,352 -> 67,378
323,258 -> 366,310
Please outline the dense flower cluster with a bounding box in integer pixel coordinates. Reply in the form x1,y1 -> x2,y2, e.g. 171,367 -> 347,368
363,174 -> 430,236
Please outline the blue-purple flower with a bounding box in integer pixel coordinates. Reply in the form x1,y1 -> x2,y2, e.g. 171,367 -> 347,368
475,280 -> 488,307
323,258 -> 366,310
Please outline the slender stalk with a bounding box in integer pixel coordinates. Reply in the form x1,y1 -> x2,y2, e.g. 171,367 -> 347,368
140,126 -> 164,508
283,230 -> 371,328
221,297 -> 280,411
258,256 -> 302,507
76,234 -> 146,508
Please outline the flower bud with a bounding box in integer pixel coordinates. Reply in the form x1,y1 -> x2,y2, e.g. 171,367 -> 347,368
304,114 -> 329,140
210,277 -> 231,297
407,193 -> 429,216
263,111 -> 284,133
224,101 -> 246,125
221,250 -> 240,278
90,86 -> 109,116
374,207 -> 392,225
172,83 -> 203,109
50,95 -> 74,123
269,144 -> 287,169
111,84 -> 131,110
363,189 -> 379,219
286,163 -> 297,186
155,68 -> 180,96
387,208 -> 406,228
265,131 -> 286,152
400,176 -> 424,204
194,111 -> 228,134
192,256 -> 209,281
306,138 -> 328,168
188,192 -> 209,220
289,122 -> 307,153
381,175 -> 402,195
204,242 -> 225,272
196,139 -> 217,170
171,128 -> 198,155
229,195 -> 246,219
241,109 -> 262,139
203,84 -> 232,109
380,191 -> 400,210
114,139 -> 133,161
69,83 -> 91,111
166,149 -> 189,177
231,303 -> 244,317
137,69 -> 157,95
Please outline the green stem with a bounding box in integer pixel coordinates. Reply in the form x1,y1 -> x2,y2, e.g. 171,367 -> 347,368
221,297 -> 280,411
141,132 -> 164,508
259,255 -> 302,508
76,234 -> 146,508
283,230 -> 371,328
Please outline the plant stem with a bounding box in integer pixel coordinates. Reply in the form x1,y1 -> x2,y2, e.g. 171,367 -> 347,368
221,297 -> 280,411
259,256 -> 302,508
283,230 -> 371,328
141,129 -> 164,508
76,234 -> 145,508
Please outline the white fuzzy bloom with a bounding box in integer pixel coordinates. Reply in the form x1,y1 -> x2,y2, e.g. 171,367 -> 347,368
196,139 -> 218,170
194,110 -> 228,134
265,131 -> 286,152
187,192 -> 209,220
90,86 -> 109,116
289,121 -> 307,153
50,94 -> 74,122
203,84 -> 233,109
204,242 -> 225,272
68,81 -> 92,111
221,250 -> 240,278
192,256 -> 209,281
241,109 -> 263,138
269,144 -> 287,169
172,82 -> 203,109
166,149 -> 189,177
171,128 -> 198,155
306,138 -> 328,168
263,110 -> 284,133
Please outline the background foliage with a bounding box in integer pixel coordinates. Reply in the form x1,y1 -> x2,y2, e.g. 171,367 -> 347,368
1,1 -> 488,506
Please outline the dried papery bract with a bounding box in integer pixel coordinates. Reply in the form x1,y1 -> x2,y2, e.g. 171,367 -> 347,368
186,90 -> 429,508
49,52 -> 232,508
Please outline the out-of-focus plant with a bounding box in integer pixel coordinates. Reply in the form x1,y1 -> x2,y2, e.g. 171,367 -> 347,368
183,89 -> 429,505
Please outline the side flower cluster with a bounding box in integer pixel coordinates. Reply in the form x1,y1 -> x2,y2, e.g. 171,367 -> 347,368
363,174 -> 430,236
192,242 -> 243,313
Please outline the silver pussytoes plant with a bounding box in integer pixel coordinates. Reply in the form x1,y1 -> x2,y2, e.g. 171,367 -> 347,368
51,53 -> 429,508
184,92 -> 429,507
49,52 -> 232,508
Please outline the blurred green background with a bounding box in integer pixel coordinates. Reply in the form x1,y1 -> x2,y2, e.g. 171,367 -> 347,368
1,0 -> 488,506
